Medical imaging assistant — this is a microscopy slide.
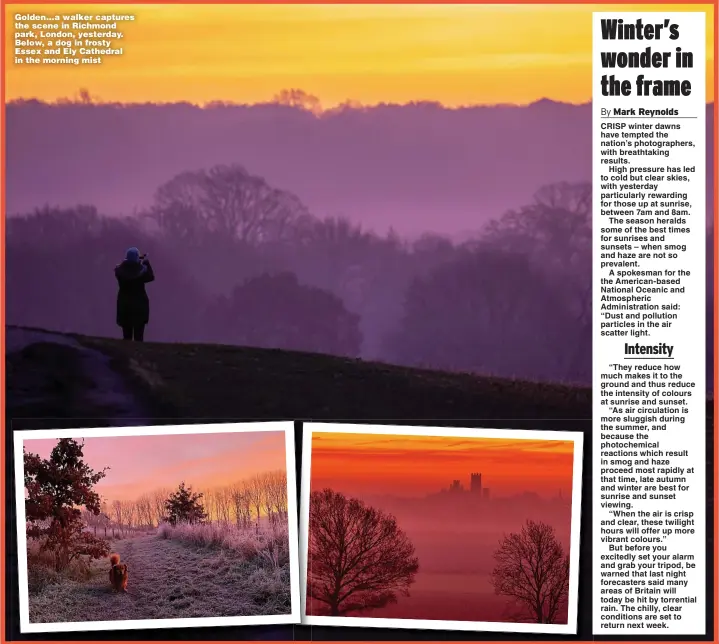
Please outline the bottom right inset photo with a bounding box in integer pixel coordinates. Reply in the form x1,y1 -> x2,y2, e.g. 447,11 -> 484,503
300,423 -> 583,634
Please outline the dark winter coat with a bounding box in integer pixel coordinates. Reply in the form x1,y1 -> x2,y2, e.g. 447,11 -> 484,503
115,259 -> 155,327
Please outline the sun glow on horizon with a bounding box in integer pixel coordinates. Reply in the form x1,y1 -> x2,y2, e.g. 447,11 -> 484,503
5,4 -> 715,107
310,432 -> 576,499
22,432 -> 287,502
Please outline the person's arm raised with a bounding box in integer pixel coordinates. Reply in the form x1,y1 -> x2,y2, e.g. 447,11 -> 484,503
142,259 -> 155,283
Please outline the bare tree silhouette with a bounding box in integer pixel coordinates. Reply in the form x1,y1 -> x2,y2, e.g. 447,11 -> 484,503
491,519 -> 570,624
483,182 -> 592,381
148,164 -> 310,245
273,88 -> 323,114
307,488 -> 419,616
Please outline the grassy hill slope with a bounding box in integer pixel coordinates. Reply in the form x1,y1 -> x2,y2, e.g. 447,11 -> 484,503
6,327 -> 592,424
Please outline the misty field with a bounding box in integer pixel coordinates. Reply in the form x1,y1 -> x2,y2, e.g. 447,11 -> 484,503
27,522 -> 292,623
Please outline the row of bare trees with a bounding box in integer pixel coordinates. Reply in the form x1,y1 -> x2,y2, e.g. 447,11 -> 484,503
85,469 -> 288,536
82,489 -> 172,536
200,469 -> 289,528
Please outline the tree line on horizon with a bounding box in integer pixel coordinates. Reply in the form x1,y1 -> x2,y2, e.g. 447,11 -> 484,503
5,88 -> 592,112
82,469 -> 289,537
6,162 -> 714,387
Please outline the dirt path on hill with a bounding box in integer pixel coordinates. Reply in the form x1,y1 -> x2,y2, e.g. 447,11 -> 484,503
6,326 -> 151,428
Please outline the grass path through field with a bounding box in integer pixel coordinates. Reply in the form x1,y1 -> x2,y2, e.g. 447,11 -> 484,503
29,534 -> 291,624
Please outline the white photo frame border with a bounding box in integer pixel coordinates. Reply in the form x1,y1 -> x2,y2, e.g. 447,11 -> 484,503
299,421 -> 584,635
14,421 -> 302,633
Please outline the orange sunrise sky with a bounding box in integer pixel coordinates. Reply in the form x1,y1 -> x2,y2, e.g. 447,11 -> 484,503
309,432 -> 576,498
5,4 -> 715,106
23,431 -> 287,502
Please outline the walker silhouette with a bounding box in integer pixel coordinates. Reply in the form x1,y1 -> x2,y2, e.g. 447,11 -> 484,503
115,247 -> 155,341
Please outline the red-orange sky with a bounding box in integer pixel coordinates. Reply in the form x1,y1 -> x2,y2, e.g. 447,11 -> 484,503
310,432 -> 575,499
23,431 -> 286,502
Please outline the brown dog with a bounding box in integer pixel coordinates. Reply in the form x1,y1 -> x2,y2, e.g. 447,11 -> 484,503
109,553 -> 128,592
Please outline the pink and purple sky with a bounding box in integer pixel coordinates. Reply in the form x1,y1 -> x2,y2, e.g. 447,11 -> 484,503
23,431 -> 287,501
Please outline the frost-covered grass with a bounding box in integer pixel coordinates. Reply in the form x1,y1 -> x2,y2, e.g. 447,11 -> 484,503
157,520 -> 291,568
27,527 -> 292,624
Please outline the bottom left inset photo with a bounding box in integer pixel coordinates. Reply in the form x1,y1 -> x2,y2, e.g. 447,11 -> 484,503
13,422 -> 301,633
